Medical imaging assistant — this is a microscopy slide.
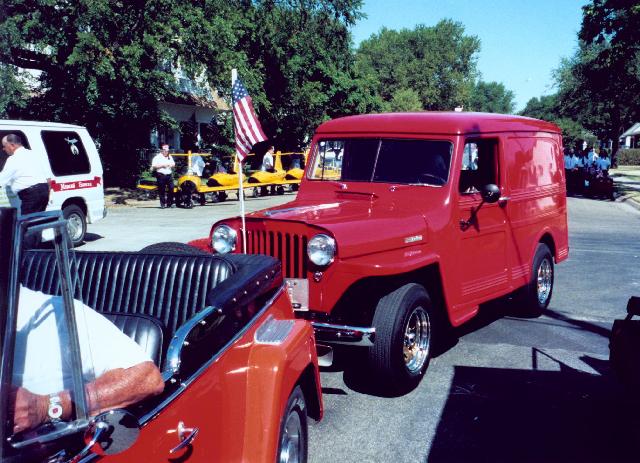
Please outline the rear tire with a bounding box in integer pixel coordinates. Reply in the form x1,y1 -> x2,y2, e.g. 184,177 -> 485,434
368,283 -> 433,392
62,204 -> 87,246
276,385 -> 308,463
140,241 -> 209,256
515,243 -> 554,317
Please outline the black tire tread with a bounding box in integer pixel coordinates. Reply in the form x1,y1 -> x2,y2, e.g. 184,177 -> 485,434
140,241 -> 210,256
369,283 -> 431,389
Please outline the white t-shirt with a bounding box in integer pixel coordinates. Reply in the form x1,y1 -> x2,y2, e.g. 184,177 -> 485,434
191,155 -> 205,176
151,153 -> 175,175
13,286 -> 151,395
262,151 -> 274,171
0,147 -> 52,193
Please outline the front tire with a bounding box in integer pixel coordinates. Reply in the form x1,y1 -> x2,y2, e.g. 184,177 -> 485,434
516,243 -> 554,317
140,241 -> 210,256
369,283 -> 433,391
62,204 -> 87,245
277,386 -> 308,463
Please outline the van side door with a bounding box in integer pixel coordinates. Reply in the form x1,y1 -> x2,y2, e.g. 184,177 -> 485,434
453,138 -> 510,315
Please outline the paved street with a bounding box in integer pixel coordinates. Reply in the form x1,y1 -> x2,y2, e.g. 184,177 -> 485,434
80,194 -> 640,462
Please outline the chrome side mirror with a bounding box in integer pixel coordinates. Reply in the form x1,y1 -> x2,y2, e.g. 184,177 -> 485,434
80,409 -> 140,457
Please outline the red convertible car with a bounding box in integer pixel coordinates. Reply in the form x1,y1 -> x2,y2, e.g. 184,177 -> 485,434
0,208 -> 322,462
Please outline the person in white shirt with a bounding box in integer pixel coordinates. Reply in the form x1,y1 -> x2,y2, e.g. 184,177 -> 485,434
586,148 -> 599,167
151,144 -> 176,208
11,286 -> 164,434
261,145 -> 275,172
0,134 -> 52,247
190,154 -> 206,177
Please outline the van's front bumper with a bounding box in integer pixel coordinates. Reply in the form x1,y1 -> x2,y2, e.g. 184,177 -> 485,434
311,322 -> 375,347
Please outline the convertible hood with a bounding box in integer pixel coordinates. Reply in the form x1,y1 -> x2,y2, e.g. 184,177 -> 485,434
249,196 -> 429,259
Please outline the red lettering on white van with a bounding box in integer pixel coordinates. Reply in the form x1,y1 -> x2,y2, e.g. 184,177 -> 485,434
50,176 -> 102,192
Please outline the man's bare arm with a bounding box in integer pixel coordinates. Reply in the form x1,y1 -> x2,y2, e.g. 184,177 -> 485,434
12,361 -> 164,433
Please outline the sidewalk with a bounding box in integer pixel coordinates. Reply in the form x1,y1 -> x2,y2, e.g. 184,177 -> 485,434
610,166 -> 640,209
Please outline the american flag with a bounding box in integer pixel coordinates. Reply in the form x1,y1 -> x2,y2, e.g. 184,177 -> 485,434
232,78 -> 267,162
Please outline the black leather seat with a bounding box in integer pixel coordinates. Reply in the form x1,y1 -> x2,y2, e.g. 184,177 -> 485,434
103,313 -> 165,366
21,250 -> 237,361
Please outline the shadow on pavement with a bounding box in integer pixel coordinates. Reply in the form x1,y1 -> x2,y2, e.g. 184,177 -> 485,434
82,232 -> 103,243
427,358 -> 640,463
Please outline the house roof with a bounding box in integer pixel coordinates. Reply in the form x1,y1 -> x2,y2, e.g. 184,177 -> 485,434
621,123 -> 640,137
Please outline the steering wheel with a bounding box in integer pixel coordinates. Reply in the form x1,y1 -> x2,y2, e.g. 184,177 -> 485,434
418,173 -> 446,185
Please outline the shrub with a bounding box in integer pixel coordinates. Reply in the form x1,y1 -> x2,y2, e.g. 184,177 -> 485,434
615,149 -> 640,166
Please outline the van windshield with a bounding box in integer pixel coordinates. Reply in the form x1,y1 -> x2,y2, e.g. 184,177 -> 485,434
309,138 -> 452,186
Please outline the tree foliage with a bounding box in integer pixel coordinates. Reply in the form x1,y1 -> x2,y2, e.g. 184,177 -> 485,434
554,0 -> 640,152
355,20 -> 481,111
467,80 -> 515,114
520,94 -> 595,149
1,0 -> 377,184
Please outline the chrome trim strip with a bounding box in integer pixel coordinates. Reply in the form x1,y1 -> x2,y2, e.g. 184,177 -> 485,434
139,285 -> 285,424
163,306 -> 217,377
312,322 -> 376,347
254,315 -> 294,345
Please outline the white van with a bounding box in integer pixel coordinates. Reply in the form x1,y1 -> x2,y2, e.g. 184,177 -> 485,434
0,120 -> 106,244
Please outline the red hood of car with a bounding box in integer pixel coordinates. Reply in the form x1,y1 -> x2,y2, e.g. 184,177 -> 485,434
246,192 -> 431,259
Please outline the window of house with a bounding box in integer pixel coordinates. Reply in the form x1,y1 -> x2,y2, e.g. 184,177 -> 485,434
459,139 -> 499,194
41,131 -> 91,176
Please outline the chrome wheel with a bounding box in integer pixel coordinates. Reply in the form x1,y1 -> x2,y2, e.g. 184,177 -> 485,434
278,408 -> 303,463
66,212 -> 84,242
537,257 -> 553,305
403,306 -> 431,374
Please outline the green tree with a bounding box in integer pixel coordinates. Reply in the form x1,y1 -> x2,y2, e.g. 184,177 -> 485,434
520,94 -> 595,149
555,0 -> 640,153
355,20 -> 480,111
1,0 -> 239,185
1,0 -> 378,179
467,80 -> 515,114
220,0 -> 381,150
389,88 -> 423,111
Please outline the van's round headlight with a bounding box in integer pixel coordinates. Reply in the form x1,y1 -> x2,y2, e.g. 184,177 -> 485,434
307,234 -> 336,266
212,225 -> 237,254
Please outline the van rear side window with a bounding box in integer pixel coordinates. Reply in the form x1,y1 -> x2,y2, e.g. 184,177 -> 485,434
41,131 -> 91,176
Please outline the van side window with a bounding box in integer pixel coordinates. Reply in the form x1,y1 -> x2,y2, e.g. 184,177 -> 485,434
41,131 -> 91,176
0,130 -> 31,171
459,139 -> 499,194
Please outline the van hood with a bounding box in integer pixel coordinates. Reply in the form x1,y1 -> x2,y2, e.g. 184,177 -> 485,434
249,195 -> 429,258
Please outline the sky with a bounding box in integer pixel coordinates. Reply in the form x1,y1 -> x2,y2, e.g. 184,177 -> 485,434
350,0 -> 589,111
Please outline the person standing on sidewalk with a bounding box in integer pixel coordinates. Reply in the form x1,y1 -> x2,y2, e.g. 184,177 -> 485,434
151,144 -> 175,208
0,134 -> 52,247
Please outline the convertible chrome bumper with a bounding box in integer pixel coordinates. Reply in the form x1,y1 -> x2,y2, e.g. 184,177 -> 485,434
311,322 -> 375,347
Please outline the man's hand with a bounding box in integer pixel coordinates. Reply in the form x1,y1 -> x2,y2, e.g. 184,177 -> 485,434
11,386 -> 48,434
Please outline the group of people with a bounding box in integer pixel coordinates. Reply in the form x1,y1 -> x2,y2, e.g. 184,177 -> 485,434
564,146 -> 614,196
564,146 -> 612,172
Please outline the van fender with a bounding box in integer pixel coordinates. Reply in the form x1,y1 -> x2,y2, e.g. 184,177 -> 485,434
241,319 -> 322,461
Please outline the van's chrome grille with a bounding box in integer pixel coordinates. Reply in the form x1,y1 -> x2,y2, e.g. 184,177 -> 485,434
245,229 -> 308,278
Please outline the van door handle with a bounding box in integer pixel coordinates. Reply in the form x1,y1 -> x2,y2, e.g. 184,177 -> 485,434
498,196 -> 510,206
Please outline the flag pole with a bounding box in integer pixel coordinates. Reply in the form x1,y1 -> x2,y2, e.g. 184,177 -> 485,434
232,68 -> 247,254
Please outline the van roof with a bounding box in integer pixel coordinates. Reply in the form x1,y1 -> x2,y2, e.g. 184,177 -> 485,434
316,112 -> 561,136
0,120 -> 85,130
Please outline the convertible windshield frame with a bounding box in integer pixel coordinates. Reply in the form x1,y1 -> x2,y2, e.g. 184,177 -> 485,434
308,137 -> 454,187
1,212 -> 91,451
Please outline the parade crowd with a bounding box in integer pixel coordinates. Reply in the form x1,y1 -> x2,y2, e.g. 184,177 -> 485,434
564,146 -> 614,198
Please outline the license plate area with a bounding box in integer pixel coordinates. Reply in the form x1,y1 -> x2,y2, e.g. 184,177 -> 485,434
285,278 -> 309,311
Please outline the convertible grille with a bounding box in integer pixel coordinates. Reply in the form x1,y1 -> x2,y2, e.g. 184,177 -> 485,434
245,229 -> 308,278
